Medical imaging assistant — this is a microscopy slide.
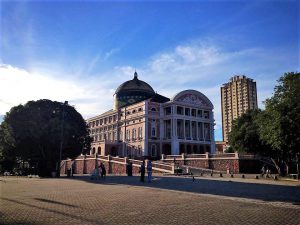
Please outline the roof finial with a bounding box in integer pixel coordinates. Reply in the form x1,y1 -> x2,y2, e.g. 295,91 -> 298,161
134,70 -> 138,79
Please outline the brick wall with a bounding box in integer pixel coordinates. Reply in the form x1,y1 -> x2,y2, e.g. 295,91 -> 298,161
76,160 -> 84,174
209,159 -> 239,173
62,156 -> 172,175
62,154 -> 261,175
162,153 -> 261,173
185,159 -> 209,169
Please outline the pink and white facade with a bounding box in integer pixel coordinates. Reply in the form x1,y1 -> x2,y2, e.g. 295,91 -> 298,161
87,73 -> 215,159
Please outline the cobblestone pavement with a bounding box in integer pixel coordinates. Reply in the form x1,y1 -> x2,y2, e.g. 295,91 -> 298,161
1,175 -> 300,225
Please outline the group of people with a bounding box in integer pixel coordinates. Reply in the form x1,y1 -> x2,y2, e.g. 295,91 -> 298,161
139,160 -> 152,183
91,162 -> 106,180
91,160 -> 153,182
261,165 -> 271,178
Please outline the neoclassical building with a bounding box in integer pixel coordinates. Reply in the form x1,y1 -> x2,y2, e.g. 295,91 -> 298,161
87,72 -> 215,159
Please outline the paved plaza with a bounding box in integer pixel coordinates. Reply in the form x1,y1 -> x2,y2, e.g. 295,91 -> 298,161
1,175 -> 300,225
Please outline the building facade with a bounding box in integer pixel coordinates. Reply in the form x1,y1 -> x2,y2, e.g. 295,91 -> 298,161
87,72 -> 215,159
221,75 -> 258,142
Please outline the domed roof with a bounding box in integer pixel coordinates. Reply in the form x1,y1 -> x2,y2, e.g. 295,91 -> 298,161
115,72 -> 155,95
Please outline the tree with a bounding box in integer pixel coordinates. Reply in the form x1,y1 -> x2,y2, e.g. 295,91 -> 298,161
0,99 -> 91,176
228,109 -> 271,155
258,72 -> 300,162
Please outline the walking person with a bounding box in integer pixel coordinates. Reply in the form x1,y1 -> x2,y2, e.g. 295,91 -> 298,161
266,166 -> 270,178
139,160 -> 145,182
261,165 -> 265,178
100,163 -> 106,178
147,160 -> 152,183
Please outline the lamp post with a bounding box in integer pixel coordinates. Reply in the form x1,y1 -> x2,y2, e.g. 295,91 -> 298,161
57,101 -> 68,177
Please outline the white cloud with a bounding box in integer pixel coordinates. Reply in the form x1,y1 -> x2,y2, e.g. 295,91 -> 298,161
133,42 -> 295,140
0,64 -> 113,118
1,41 -> 296,140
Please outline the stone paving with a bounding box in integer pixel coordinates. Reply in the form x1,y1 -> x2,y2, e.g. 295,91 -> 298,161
1,175 -> 300,225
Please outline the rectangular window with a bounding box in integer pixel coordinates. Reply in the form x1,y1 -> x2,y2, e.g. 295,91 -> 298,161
177,119 -> 184,139
197,110 -> 202,117
164,107 -> 172,115
204,123 -> 211,140
185,108 -> 190,116
185,120 -> 190,138
204,111 -> 209,119
191,109 -> 196,117
177,106 -> 183,115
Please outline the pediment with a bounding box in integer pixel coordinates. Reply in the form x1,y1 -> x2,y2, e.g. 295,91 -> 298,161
172,90 -> 213,108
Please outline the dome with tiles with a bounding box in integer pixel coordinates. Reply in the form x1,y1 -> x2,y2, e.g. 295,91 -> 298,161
114,72 -> 155,109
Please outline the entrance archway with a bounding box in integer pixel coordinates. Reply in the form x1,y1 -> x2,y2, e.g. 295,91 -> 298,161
111,147 -> 117,156
162,144 -> 171,155
193,145 -> 198,154
187,145 -> 192,154
179,144 -> 185,154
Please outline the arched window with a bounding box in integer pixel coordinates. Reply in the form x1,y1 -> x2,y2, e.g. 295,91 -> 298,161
138,127 -> 142,139
126,130 -> 130,141
151,127 -> 156,137
137,145 -> 142,157
151,107 -> 157,111
132,129 -> 137,140
98,147 -> 101,155
151,121 -> 156,137
119,131 -> 123,141
151,144 -> 157,157
92,147 -> 96,155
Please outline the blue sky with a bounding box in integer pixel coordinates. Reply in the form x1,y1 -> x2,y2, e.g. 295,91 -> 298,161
1,0 -> 299,141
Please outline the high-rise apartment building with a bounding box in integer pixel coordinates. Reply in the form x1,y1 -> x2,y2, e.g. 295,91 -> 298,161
221,75 -> 258,142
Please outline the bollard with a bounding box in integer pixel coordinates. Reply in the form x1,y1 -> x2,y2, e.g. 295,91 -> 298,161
255,175 -> 259,179
230,174 -> 234,178
242,174 -> 245,178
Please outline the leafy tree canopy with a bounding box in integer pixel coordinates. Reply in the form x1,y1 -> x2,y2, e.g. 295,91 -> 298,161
0,99 -> 91,176
229,72 -> 300,164
229,109 -> 271,155
258,72 -> 300,161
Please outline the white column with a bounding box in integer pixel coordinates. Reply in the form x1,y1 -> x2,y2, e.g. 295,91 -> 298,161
210,110 -> 216,154
202,122 -> 205,141
183,119 -> 186,140
196,121 -> 199,140
144,101 -> 148,156
172,119 -> 177,139
189,120 -> 192,139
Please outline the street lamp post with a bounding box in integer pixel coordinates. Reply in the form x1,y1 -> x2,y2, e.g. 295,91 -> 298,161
57,101 -> 68,177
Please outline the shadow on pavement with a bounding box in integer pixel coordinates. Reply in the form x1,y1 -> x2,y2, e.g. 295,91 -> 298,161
34,198 -> 78,208
0,197 -> 104,225
71,175 -> 300,205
